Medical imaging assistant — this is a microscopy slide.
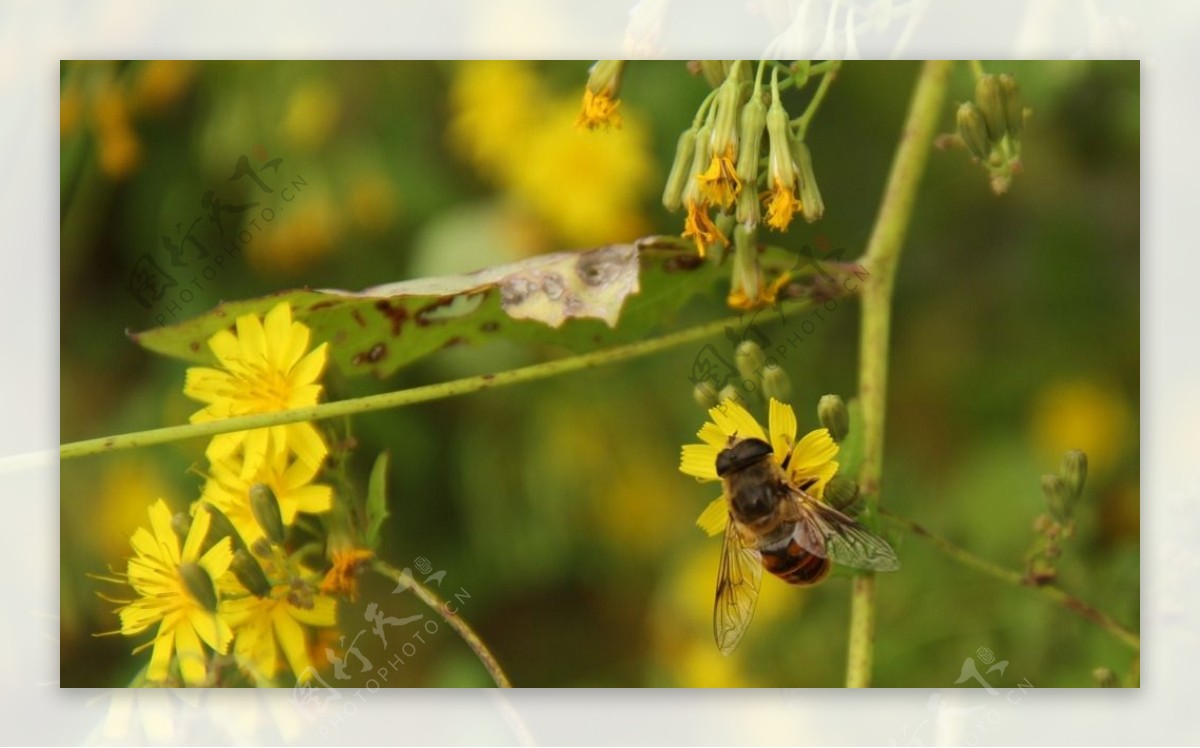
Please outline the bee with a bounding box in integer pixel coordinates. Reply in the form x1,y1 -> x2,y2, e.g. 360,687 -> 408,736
712,436 -> 900,654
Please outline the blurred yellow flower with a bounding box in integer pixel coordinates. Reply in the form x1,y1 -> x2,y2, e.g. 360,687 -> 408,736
680,398 -> 838,537
114,500 -> 234,686
184,302 -> 329,480
248,194 -> 340,274
448,61 -> 545,181
201,449 -> 333,546
281,81 -> 340,151
132,60 -> 197,116
224,555 -> 337,683
449,62 -> 654,248
1030,379 -> 1131,469
320,548 -> 375,600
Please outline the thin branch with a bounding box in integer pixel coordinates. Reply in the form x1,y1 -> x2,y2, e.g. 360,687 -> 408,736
883,510 -> 1140,651
373,559 -> 512,688
846,60 -> 952,688
793,60 -> 842,140
60,301 -> 825,461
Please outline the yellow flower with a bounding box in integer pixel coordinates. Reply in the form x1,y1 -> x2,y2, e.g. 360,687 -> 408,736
576,87 -> 622,131
696,148 -> 742,209
576,60 -> 624,131
224,556 -> 337,684
184,302 -> 329,481
763,179 -> 803,232
682,199 -> 726,258
679,398 -> 839,537
200,449 -> 333,546
320,548 -> 375,600
114,500 -> 234,686
448,61 -> 545,181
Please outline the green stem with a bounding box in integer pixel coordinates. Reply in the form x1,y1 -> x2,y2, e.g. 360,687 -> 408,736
792,60 -> 842,140
61,304 -> 819,461
845,60 -> 952,688
373,559 -> 512,688
883,510 -> 1140,651
969,60 -> 986,81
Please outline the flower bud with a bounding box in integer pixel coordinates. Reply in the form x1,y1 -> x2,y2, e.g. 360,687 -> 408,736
693,381 -> 719,409
230,549 -> 271,598
823,473 -> 860,511
178,561 -> 219,612
203,504 -> 243,552
735,94 -> 767,185
731,223 -> 761,304
998,73 -> 1023,139
1042,474 -> 1072,523
663,128 -> 697,212
791,140 -> 824,223
696,60 -> 728,88
249,483 -> 286,545
817,394 -> 850,443
1060,449 -> 1088,502
765,82 -> 797,193
718,384 -> 745,408
956,102 -> 991,161
710,62 -> 746,162
974,74 -> 1007,142
735,340 -> 766,381
762,365 -> 791,401
1092,667 -> 1118,688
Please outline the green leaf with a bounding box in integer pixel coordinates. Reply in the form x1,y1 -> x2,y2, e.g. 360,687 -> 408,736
837,397 -> 866,479
365,451 -> 390,551
129,236 -> 731,378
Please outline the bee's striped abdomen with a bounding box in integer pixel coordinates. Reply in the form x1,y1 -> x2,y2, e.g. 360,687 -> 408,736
760,536 -> 831,586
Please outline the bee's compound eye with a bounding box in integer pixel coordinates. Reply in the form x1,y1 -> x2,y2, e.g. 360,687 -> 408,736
716,438 -> 774,476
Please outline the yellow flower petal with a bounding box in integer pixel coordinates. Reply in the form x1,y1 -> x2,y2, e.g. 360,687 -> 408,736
680,444 -> 720,481
207,330 -> 242,370
708,398 -> 766,442
768,398 -> 797,462
198,536 -> 233,581
274,607 -> 311,681
147,499 -> 180,566
286,421 -> 329,468
263,302 -> 294,370
174,619 -> 208,686
180,504 -> 211,561
284,485 -> 333,522
788,428 -> 838,473
697,421 -> 727,448
289,594 -> 337,627
696,495 -> 729,537
289,344 -> 328,387
236,312 -> 268,363
146,621 -> 175,682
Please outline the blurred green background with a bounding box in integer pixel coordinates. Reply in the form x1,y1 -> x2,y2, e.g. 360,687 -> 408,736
60,60 -> 1139,687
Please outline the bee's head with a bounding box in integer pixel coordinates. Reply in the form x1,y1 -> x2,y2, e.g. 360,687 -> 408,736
715,437 -> 774,477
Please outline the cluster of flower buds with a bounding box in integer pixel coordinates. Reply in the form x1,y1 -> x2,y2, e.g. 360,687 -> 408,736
661,61 -> 826,300
956,72 -> 1027,194
1026,449 -> 1088,584
692,339 -> 793,410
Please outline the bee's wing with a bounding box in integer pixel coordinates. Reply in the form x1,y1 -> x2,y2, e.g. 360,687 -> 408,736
787,491 -> 900,572
714,516 -> 763,656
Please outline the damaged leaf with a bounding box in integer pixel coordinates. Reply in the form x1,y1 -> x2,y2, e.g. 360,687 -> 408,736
131,237 -> 726,378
